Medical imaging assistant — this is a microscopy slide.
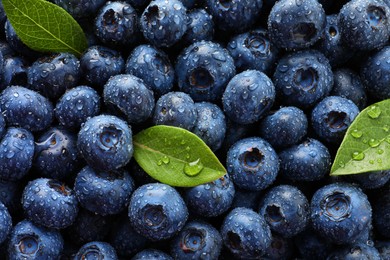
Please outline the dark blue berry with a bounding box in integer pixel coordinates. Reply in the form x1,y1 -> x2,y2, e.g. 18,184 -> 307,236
132,249 -> 173,260
103,74 -> 155,124
0,86 -> 53,132
221,207 -> 271,259
0,112 -> 6,141
141,0 -> 188,48
327,242 -> 381,259
0,179 -> 23,214
0,127 -> 34,181
77,114 -> 133,172
376,240 -> 390,259
223,70 -> 275,125
231,188 -> 262,211
53,0 -> 106,19
128,183 -> 188,241
264,234 -> 294,260
182,9 -> 214,45
268,0 -> 326,50
372,182 -> 390,238
0,55 -> 28,91
0,202 -> 11,244
176,41 -> 236,102
74,241 -> 118,260
294,227 -> 335,259
227,137 -> 279,191
22,178 -> 79,229
259,185 -> 310,238
344,170 -> 390,190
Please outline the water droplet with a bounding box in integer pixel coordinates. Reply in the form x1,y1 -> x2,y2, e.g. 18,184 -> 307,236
368,138 -> 380,147
378,158 -> 383,163
180,140 -> 186,145
383,125 -> 389,132
369,160 -> 374,164
157,160 -> 163,166
351,129 -> 363,138
339,162 -> 345,168
352,151 -> 365,161
183,158 -> 203,177
377,148 -> 384,154
367,105 -> 381,119
162,156 -> 170,164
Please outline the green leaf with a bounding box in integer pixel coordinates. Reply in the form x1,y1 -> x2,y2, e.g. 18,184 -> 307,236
133,125 -> 227,187
331,99 -> 390,176
2,0 -> 87,57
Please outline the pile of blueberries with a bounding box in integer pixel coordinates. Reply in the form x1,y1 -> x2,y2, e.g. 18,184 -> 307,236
1,0 -> 390,258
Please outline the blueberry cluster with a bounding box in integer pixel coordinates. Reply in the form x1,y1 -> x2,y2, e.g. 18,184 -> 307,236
1,0 -> 390,259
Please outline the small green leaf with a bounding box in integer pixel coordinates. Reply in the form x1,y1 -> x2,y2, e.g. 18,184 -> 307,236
331,99 -> 390,176
2,0 -> 87,56
133,125 -> 227,187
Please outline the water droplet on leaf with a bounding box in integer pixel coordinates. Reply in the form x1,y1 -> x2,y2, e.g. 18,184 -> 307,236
183,158 -> 203,177
352,151 -> 365,161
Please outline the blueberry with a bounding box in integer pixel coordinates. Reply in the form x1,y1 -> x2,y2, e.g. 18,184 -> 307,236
338,0 -> 390,51
259,185 -> 310,238
0,55 -> 28,91
184,174 -> 235,217
0,179 -> 23,215
27,52 -> 81,100
182,9 -> 214,45
0,127 -> 34,181
33,126 -> 80,180
310,182 -> 372,245
268,0 -> 326,50
55,85 -> 101,130
128,183 -> 188,241
22,178 -> 79,229
223,70 -> 275,125
227,28 -> 279,74
77,114 -> 133,172
294,227 -> 335,259
273,50 -> 333,109
264,234 -> 294,260
74,166 -> 134,216
176,41 -> 236,102
231,188 -> 262,211
258,106 -> 308,150
221,207 -> 271,259
132,249 -> 173,260
205,0 -> 263,33
361,46 -> 390,100
0,112 -> 5,140
152,91 -> 197,131
344,170 -> 390,190
227,137 -> 279,191
94,1 -> 139,47
331,68 -> 367,110
221,119 -> 253,152
8,220 -> 64,260
372,183 -> 390,238
170,220 -> 222,259
103,74 -> 155,124
80,45 -> 125,89
278,138 -> 332,182
53,0 -> 106,19
311,96 -> 359,144
74,241 -> 118,260
0,40 -> 15,58
193,102 -> 226,151
141,0 -> 188,48
376,240 -> 390,259
327,242 -> 381,259
0,86 -> 53,132
0,202 -> 11,244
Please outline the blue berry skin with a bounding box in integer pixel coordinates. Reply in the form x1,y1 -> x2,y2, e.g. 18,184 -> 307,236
227,29 -> 279,74
311,96 -> 360,144
193,102 -> 226,151
226,137 -> 279,191
294,227 -> 335,259
8,220 -> 64,260
170,220 -> 222,259
0,86 -> 53,132
0,202 -> 11,244
372,183 -> 390,238
0,127 -> 34,181
0,112 -> 5,140
132,249 -> 173,260
231,188 -> 262,211
0,40 -> 16,58
55,85 -> 101,131
77,114 -> 133,172
205,0 -> 262,33
53,0 -> 106,19
376,240 -> 390,259
182,9 -> 214,45
128,183 -> 188,241
74,166 -> 135,216
278,138 -> 331,182
315,15 -> 354,67
33,127 -> 80,180
22,178 -> 79,229
268,0 -> 326,50
331,68 -> 367,111
103,74 -> 155,124
141,0 -> 188,48
152,91 -> 197,131
80,45 -> 125,89
273,50 -> 333,109
223,70 -> 275,125
361,46 -> 390,100
0,179 -> 23,214
74,241 -> 118,260
338,0 -> 390,51
0,55 -> 28,91
258,106 -> 308,150
176,41 -> 236,102
264,234 -> 294,260
327,242 -> 381,259
259,185 -> 310,238
109,215 -> 149,258
94,1 -> 139,47
221,119 -> 253,152
27,52 -> 81,101
311,182 -> 372,245
184,174 -> 235,218
345,170 -> 390,190
125,44 -> 174,97
221,207 -> 272,259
